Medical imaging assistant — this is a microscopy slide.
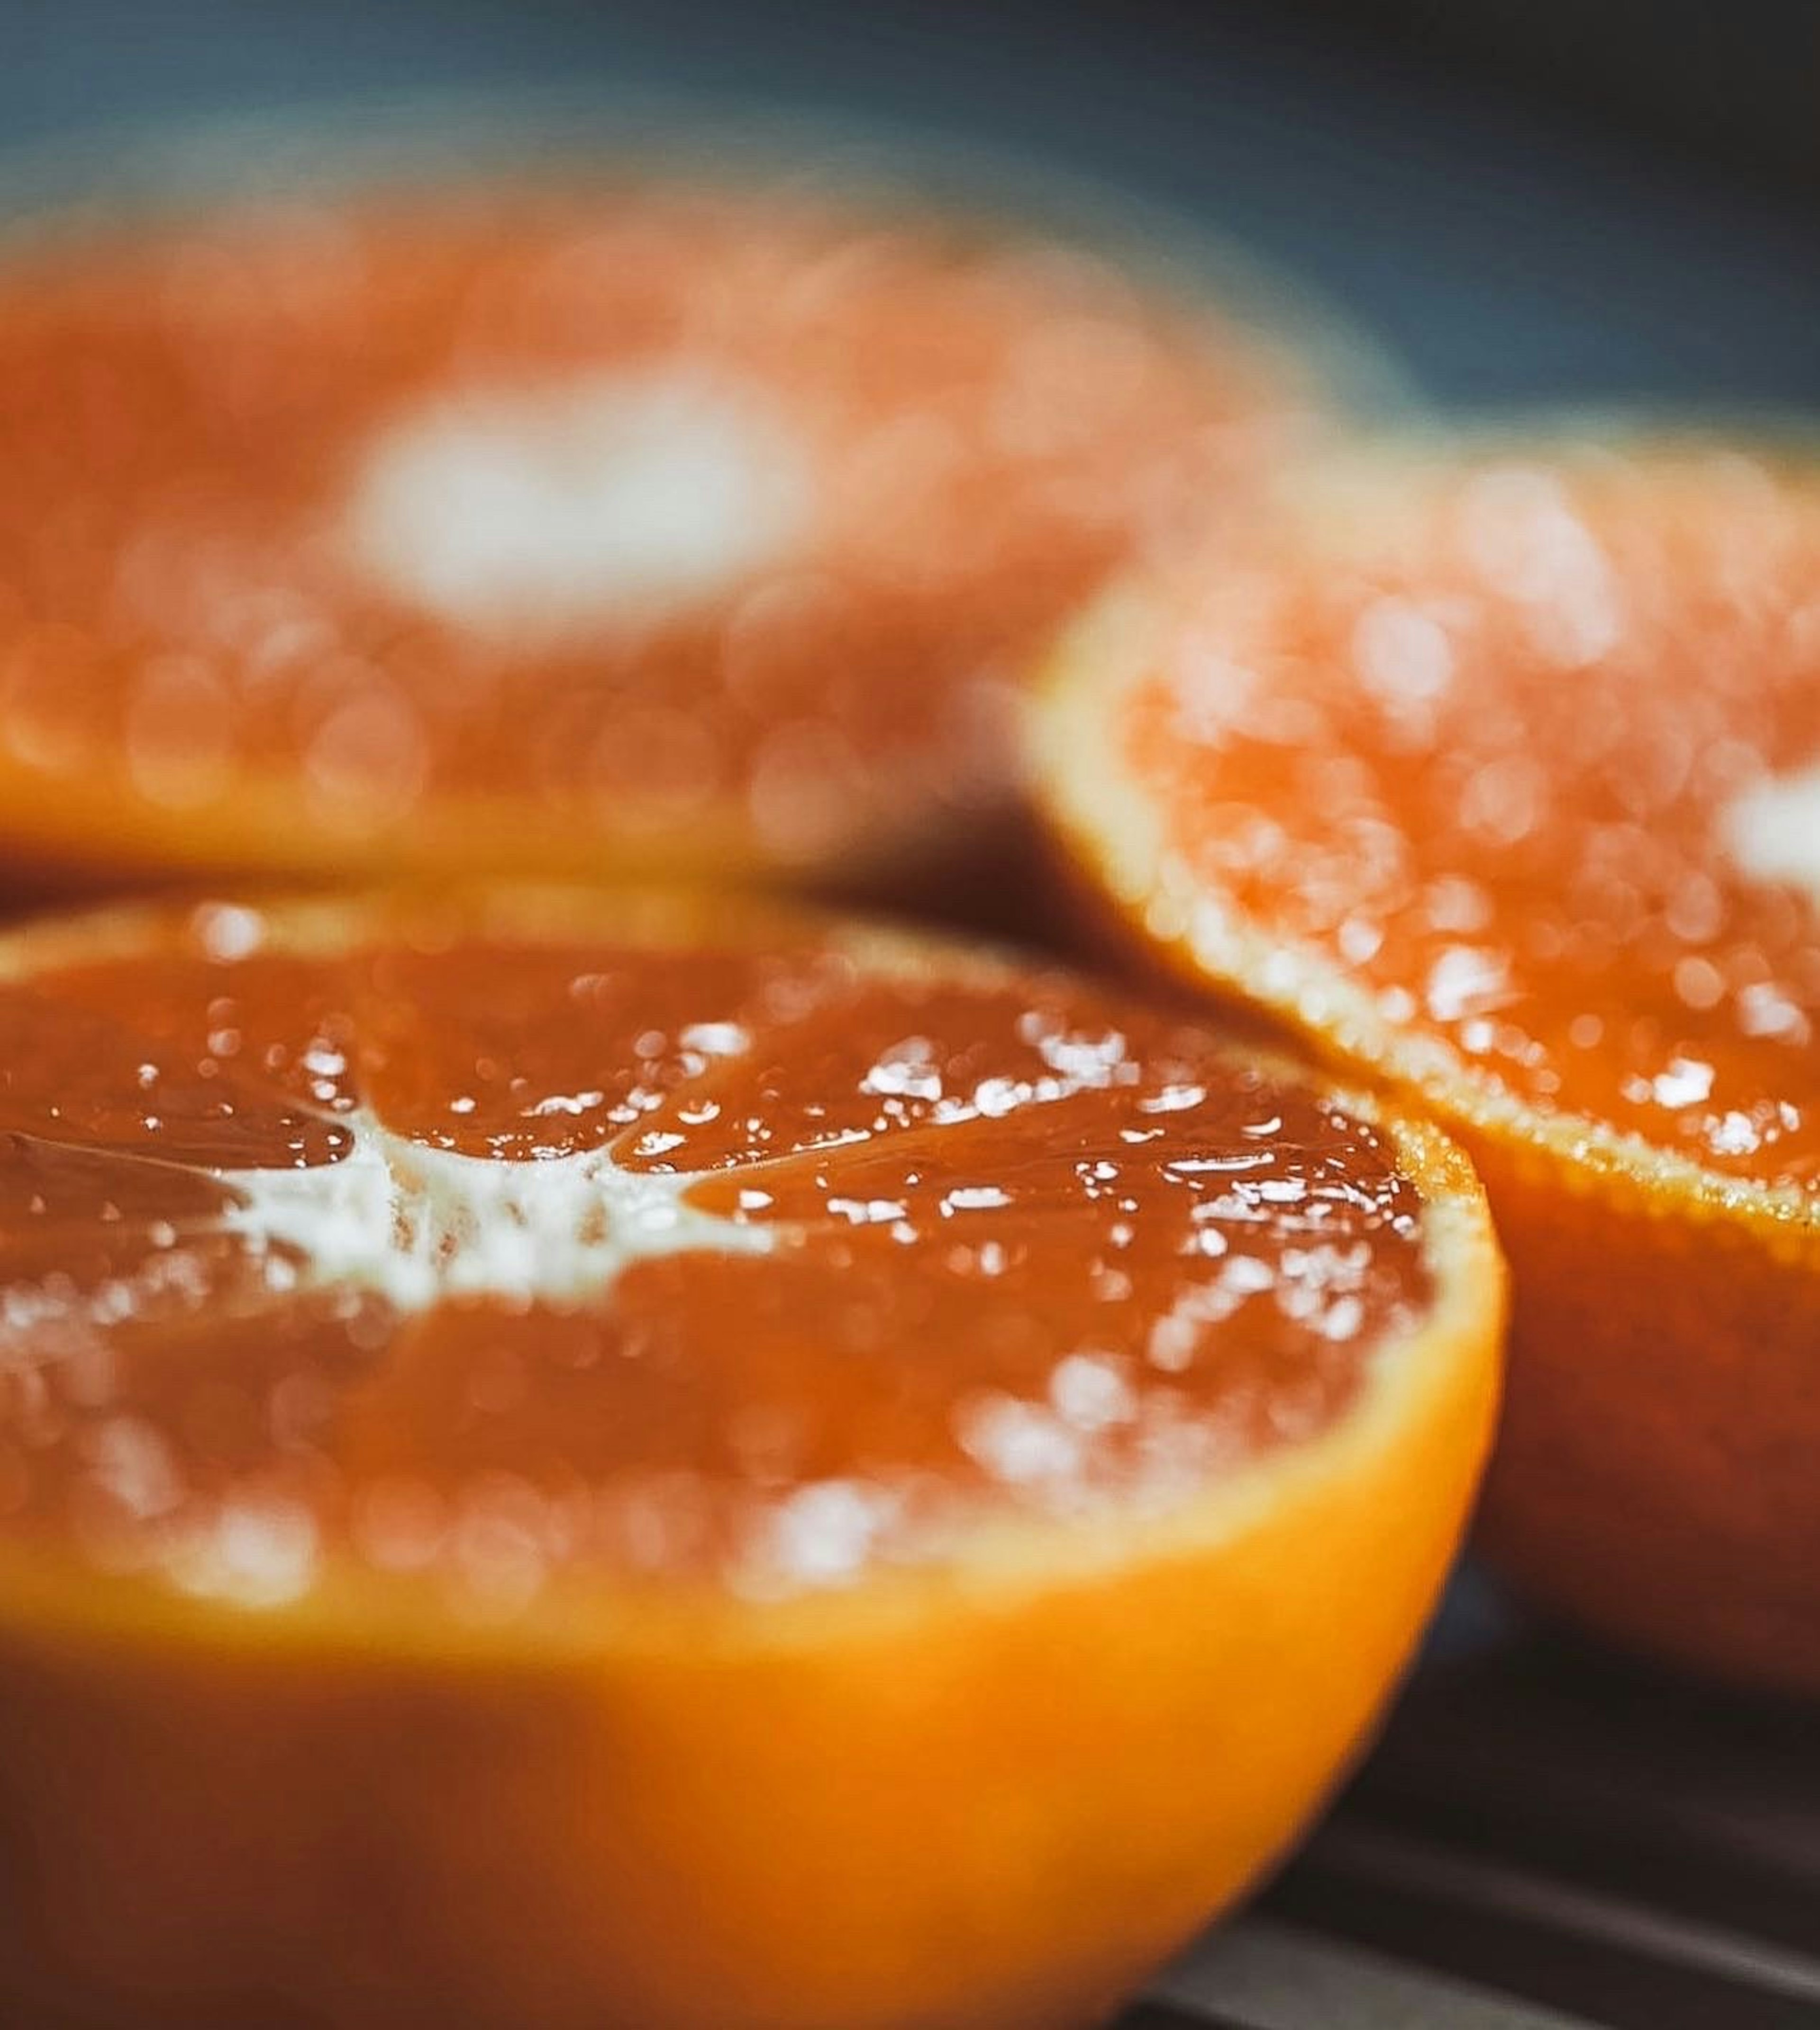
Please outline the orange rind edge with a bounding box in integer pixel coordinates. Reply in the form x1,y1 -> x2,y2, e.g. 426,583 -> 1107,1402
1034,587 -> 1820,1693
0,881 -> 1504,2030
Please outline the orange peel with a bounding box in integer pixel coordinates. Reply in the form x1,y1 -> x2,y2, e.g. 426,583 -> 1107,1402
1037,430 -> 1820,1691
0,883 -> 1501,2028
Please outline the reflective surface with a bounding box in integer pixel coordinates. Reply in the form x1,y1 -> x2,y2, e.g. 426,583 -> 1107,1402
0,896 -> 1431,1613
1128,445 -> 1820,1188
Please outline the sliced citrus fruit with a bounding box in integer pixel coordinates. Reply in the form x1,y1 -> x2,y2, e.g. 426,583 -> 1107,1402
0,151 -> 1333,906
1037,430 -> 1820,1691
0,884 -> 1500,2030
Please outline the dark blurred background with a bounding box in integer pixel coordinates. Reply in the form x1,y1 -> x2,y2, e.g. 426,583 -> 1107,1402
3,0 -> 1818,411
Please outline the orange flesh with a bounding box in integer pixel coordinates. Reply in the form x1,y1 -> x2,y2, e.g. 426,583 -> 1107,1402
0,184 -> 1299,872
0,898 -> 1429,1612
1126,449 -> 1820,1188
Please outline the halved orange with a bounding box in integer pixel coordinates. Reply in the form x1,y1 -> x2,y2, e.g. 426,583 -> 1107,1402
0,884 -> 1501,2029
0,151 -> 1332,907
1037,430 -> 1820,1692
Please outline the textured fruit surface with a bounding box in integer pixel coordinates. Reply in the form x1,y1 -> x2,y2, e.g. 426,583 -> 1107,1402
0,177 -> 1318,896
0,885 -> 1501,2029
1037,435 -> 1820,1690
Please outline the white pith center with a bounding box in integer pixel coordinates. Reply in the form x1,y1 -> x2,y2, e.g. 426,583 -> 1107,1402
216,1112 -> 772,1313
345,368 -> 813,639
1722,760 -> 1820,910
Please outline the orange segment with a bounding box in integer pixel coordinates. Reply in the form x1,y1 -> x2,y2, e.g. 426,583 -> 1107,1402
1037,431 -> 1820,1690
0,885 -> 1502,2030
0,173 -> 1321,896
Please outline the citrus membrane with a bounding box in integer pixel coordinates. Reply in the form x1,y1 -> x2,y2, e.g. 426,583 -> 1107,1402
0,888 -> 1448,1623
0,888 -> 1505,2030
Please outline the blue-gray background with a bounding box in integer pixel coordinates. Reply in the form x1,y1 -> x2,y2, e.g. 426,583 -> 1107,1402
4,0 -> 1818,410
